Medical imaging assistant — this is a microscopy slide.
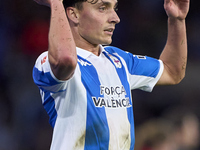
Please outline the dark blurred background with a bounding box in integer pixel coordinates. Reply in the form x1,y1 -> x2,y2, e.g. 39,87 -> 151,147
0,0 -> 199,150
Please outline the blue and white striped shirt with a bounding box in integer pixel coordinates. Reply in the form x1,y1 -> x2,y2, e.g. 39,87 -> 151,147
33,45 -> 163,150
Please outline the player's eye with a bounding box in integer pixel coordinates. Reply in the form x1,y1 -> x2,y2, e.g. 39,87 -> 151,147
99,6 -> 107,12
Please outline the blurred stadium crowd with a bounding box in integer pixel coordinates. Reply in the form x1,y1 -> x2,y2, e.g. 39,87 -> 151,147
0,0 -> 199,149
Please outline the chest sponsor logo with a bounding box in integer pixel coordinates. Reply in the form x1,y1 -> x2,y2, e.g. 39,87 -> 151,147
92,85 -> 132,108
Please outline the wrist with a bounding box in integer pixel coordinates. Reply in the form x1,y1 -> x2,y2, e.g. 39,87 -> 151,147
168,17 -> 185,25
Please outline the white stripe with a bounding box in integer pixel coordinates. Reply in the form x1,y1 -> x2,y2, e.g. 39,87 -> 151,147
50,65 -> 87,150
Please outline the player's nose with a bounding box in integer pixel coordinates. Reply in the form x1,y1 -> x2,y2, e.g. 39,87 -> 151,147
109,10 -> 120,24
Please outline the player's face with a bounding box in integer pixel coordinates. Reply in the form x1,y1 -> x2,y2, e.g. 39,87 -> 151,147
77,0 -> 120,46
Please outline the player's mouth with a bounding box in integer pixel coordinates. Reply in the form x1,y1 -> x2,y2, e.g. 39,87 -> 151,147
104,28 -> 114,35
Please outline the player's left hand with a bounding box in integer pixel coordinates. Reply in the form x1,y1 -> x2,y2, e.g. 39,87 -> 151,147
164,0 -> 190,20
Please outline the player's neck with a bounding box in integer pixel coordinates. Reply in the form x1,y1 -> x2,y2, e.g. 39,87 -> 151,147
75,40 -> 101,56
71,27 -> 101,56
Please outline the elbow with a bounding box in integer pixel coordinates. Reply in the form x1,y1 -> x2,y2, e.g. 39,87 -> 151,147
59,49 -> 77,69
60,55 -> 77,71
50,47 -> 77,67
171,71 -> 186,85
162,61 -> 187,85
178,72 -> 186,84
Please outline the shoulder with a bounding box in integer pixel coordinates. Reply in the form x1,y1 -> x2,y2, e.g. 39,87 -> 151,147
33,51 -> 63,87
33,51 -> 51,81
103,46 -> 141,63
34,51 -> 49,69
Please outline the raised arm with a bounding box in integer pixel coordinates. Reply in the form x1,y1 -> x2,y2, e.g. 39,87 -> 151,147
157,0 -> 190,85
34,0 -> 77,80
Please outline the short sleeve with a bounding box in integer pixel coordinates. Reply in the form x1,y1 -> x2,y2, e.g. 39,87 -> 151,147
104,46 -> 163,92
127,54 -> 164,92
32,51 -> 67,93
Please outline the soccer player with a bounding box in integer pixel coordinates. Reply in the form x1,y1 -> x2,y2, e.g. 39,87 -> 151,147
32,0 -> 190,149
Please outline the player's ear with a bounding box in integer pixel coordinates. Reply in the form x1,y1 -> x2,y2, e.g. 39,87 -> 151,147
66,7 -> 80,24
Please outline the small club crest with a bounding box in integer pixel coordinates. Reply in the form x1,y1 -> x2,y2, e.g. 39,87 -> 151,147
109,55 -> 122,68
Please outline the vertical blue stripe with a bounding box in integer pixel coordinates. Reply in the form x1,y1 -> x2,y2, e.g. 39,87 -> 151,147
42,89 -> 58,127
77,56 -> 110,150
33,67 -> 59,128
103,51 -> 135,149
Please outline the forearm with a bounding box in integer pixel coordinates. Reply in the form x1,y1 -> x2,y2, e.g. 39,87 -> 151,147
48,0 -> 77,80
160,18 -> 187,84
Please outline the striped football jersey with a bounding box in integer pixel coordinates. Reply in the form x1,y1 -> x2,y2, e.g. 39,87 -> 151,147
32,45 -> 163,150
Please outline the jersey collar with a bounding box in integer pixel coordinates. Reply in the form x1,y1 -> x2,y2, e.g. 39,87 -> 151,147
76,45 -> 106,59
